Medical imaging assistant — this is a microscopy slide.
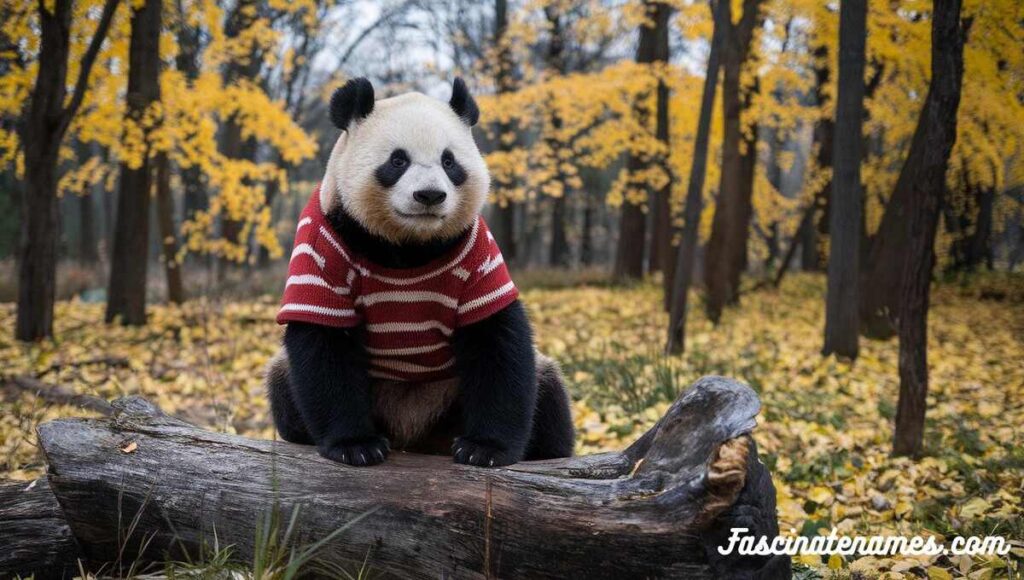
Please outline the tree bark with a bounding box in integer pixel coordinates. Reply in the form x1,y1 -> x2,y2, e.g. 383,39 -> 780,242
156,152 -> 185,303
614,1 -> 672,281
800,47 -> 835,273
580,187 -> 595,266
647,2 -> 673,281
15,0 -> 120,341
544,7 -> 571,269
666,0 -> 725,354
945,181 -> 995,272
217,0 -> 261,278
78,189 -> 99,265
489,0 -> 519,266
703,0 -> 764,323
106,0 -> 162,325
29,377 -> 788,579
822,0 -> 867,359
175,8 -> 207,231
892,0 -> 967,457
550,193 -> 570,267
0,478 -> 81,579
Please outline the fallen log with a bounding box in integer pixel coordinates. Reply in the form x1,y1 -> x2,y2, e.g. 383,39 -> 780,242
0,477 -> 82,579
32,376 -> 789,579
3,375 -> 114,415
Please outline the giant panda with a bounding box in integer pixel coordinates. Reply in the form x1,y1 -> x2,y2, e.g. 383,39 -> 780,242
264,77 -> 575,468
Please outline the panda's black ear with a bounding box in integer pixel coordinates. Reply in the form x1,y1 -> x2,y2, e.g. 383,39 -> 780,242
330,78 -> 375,131
449,77 -> 480,127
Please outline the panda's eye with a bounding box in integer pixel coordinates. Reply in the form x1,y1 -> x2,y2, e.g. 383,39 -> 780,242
441,152 -> 454,169
389,149 -> 409,169
391,156 -> 407,168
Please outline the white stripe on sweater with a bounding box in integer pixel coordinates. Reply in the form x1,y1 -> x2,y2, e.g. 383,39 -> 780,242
452,267 -> 471,281
279,303 -> 356,318
371,357 -> 455,373
296,216 -> 313,231
286,275 -> 350,295
366,342 -> 448,356
291,244 -> 325,269
457,281 -> 516,314
356,291 -> 457,309
319,225 -> 369,275
366,320 -> 453,336
478,253 -> 504,275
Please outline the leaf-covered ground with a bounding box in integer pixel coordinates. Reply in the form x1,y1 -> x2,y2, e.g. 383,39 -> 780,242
1,275 -> 1022,578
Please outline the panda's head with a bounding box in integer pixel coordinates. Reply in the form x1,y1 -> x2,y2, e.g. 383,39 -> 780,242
320,77 -> 489,244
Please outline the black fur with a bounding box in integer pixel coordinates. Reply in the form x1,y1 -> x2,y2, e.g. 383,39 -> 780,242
330,78 -> 375,131
448,77 -> 480,127
441,149 -> 467,186
375,149 -> 410,188
526,358 -> 576,460
279,323 -> 390,466
325,203 -> 467,269
269,300 -> 575,467
450,300 -> 539,466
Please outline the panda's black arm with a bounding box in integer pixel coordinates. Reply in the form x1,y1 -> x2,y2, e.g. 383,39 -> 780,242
283,322 -> 389,466
451,300 -> 538,467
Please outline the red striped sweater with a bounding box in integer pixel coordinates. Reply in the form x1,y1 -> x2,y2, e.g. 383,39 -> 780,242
276,189 -> 519,382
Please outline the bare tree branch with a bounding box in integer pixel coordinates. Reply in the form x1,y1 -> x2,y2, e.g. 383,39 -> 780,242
60,0 -> 121,134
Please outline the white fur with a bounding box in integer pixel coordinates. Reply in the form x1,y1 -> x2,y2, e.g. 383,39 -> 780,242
320,92 -> 490,241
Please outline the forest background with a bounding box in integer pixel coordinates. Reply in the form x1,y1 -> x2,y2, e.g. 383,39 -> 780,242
1,0 -> 1023,577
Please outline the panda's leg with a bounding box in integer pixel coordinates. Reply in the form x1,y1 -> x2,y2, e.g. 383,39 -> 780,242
264,348 -> 314,445
525,354 -> 575,460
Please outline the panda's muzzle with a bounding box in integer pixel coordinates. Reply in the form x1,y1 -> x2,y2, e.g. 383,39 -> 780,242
413,189 -> 447,207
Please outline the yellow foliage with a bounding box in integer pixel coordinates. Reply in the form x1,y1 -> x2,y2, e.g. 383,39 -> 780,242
1,0 -> 319,261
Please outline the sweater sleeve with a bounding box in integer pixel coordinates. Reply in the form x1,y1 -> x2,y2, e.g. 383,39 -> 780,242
276,199 -> 361,328
456,219 -> 519,327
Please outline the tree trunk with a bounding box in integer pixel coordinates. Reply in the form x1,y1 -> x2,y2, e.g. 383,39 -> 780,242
798,207 -> 821,270
17,145 -> 61,341
0,478 -> 81,579
822,0 -> 867,359
26,378 -> 789,579
580,189 -> 595,266
800,48 -> 835,273
703,0 -> 764,323
489,0 -> 518,266
15,0 -> 120,341
156,152 -> 185,303
969,187 -> 995,270
78,189 -> 99,265
892,0 -> 967,457
257,165 -> 279,267
550,193 -> 570,267
614,1 -> 672,282
544,7 -> 571,269
217,0 -> 261,278
666,0 -> 726,354
648,2 -> 672,280
945,181 -> 995,272
175,13 -> 207,234
106,0 -> 162,325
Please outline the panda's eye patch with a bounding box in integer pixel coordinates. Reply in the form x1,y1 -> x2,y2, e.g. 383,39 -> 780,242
441,149 -> 467,186
390,149 -> 409,168
375,149 -> 411,188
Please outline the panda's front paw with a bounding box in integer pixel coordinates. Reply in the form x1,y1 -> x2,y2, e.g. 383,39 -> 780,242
452,437 -> 518,468
318,436 -> 390,466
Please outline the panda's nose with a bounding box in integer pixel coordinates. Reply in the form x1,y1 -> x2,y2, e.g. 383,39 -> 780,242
414,189 -> 447,207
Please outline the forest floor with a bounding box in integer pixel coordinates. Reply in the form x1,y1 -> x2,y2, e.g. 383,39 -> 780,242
1,274 -> 1022,579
